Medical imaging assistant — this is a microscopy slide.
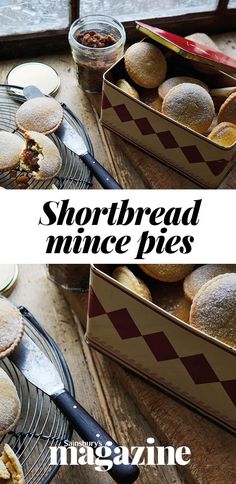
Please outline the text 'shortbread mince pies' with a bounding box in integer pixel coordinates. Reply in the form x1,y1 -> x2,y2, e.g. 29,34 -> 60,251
190,273 -> 236,348
218,92 -> 236,125
16,97 -> 64,135
158,76 -> 209,100
20,131 -> 62,180
0,444 -> 25,484
184,264 -> 236,301
208,122 -> 236,147
0,368 -> 21,438
0,299 -> 24,360
162,83 -> 215,134
124,42 -> 167,89
139,264 -> 194,282
112,266 -> 152,302
0,132 -> 24,173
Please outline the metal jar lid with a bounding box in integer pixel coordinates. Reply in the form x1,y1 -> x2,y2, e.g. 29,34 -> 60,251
0,264 -> 18,296
7,62 -> 60,96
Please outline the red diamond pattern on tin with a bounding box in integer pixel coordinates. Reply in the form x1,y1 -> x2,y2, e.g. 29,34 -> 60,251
181,354 -> 219,384
89,288 -> 236,406
135,118 -> 155,135
181,145 -> 205,163
108,308 -> 142,339
102,94 -> 230,176
207,160 -> 228,176
221,380 -> 236,406
102,93 -> 112,109
144,332 -> 178,361
88,287 -> 105,318
113,104 -> 133,122
157,131 -> 179,149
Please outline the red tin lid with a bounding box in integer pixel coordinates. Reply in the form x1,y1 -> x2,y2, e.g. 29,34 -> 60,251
136,22 -> 236,76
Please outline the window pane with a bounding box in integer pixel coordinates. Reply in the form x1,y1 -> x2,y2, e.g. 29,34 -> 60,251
81,0 -> 218,21
228,0 -> 236,7
0,0 -> 70,36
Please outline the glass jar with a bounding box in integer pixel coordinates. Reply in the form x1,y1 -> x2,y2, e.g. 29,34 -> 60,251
47,264 -> 90,292
68,15 -> 126,93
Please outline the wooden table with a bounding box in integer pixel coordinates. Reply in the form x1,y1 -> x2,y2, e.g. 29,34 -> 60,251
10,265 -> 183,484
0,31 -> 235,189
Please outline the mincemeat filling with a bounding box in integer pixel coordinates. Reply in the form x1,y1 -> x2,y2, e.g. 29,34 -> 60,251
22,140 -> 40,172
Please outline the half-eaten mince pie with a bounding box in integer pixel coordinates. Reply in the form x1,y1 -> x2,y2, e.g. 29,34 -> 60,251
0,444 -> 24,484
20,131 -> 62,181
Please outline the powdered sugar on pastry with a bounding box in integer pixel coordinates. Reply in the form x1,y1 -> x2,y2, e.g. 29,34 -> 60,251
0,299 -> 24,360
16,97 -> 63,135
0,368 -> 21,438
162,83 -> 215,133
184,264 -> 236,301
0,132 -> 24,173
190,273 -> 236,348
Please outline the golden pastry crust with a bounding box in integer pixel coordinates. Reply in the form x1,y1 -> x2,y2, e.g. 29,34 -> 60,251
0,444 -> 24,484
16,97 -> 64,135
124,42 -> 167,89
139,264 -> 194,282
0,299 -> 24,360
112,266 -> 152,302
184,264 -> 236,301
0,132 -> 24,173
152,282 -> 190,323
158,76 -> 209,100
0,369 -> 21,438
20,131 -> 62,180
218,93 -> 236,125
162,83 -> 215,134
190,273 -> 236,348
208,122 -> 236,147
116,79 -> 140,99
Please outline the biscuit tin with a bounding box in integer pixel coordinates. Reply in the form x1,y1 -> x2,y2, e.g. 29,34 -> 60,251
86,265 -> 236,433
100,26 -> 236,188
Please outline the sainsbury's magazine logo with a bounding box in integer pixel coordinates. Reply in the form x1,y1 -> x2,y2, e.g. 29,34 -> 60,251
50,437 -> 191,471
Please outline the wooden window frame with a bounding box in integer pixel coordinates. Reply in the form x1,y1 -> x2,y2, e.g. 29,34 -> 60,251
0,0 -> 79,59
0,0 -> 236,59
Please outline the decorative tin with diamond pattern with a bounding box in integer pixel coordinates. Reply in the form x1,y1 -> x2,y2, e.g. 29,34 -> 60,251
86,265 -> 236,433
101,36 -> 236,187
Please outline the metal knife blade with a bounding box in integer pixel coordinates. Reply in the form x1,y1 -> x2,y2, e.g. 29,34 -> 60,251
9,334 -> 65,397
56,120 -> 88,156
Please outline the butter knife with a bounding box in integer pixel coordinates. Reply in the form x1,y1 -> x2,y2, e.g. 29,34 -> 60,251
23,85 -> 122,190
9,309 -> 139,484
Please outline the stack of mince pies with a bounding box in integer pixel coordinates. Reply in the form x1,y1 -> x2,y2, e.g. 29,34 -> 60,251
0,298 -> 25,483
0,97 -> 63,188
112,264 -> 236,349
115,33 -> 236,147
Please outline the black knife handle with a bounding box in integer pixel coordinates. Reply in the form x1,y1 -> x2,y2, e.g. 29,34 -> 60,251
54,390 -> 139,483
80,152 -> 122,189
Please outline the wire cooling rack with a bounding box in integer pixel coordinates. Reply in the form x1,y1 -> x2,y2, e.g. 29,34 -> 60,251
0,305 -> 74,484
0,84 -> 93,189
